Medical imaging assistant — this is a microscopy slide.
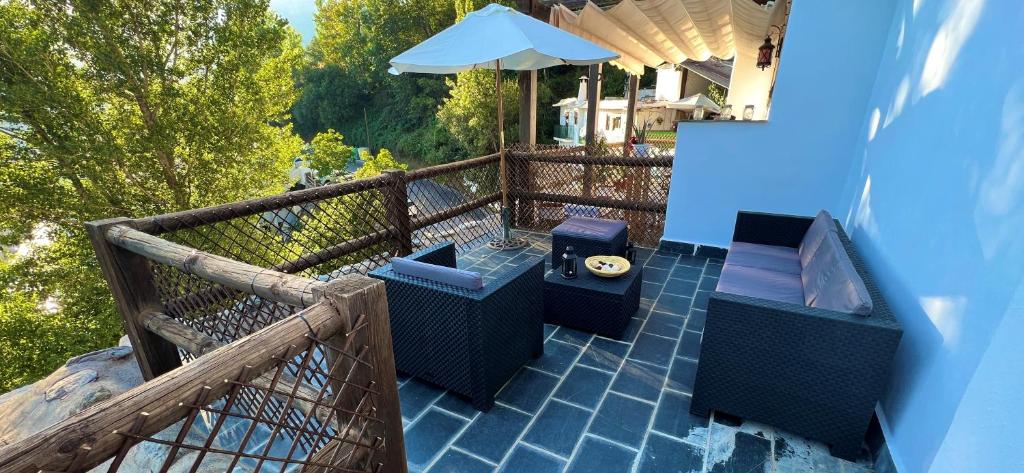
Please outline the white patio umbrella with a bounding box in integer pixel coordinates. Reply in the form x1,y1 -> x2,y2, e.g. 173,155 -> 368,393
390,3 -> 619,250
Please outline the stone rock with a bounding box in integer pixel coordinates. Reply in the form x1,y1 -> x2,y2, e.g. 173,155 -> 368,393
73,386 -> 112,415
66,345 -> 132,366
44,369 -> 98,401
0,346 -> 144,447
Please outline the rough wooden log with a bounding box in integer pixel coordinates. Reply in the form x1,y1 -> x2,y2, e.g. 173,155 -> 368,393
507,152 -> 674,167
105,224 -> 325,307
86,218 -> 182,380
0,299 -> 345,473
508,190 -> 667,213
141,310 -> 224,357
405,153 -> 499,181
410,192 -> 502,231
132,177 -> 393,235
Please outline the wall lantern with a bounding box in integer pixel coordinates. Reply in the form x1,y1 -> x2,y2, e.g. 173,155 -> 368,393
757,25 -> 784,70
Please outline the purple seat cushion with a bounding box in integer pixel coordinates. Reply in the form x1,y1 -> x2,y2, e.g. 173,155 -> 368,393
552,217 -> 627,240
800,232 -> 873,315
392,258 -> 483,290
799,210 -> 839,268
726,242 -> 801,275
716,263 -> 805,305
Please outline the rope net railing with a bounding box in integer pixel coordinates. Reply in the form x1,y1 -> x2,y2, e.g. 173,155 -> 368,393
506,143 -> 674,247
0,275 -> 405,473
4,147 -> 672,472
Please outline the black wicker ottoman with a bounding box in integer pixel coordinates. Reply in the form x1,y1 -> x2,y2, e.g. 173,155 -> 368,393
551,217 -> 628,269
543,266 -> 642,339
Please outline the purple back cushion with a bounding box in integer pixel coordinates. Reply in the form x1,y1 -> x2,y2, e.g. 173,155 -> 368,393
392,258 -> 483,290
800,232 -> 873,315
799,210 -> 839,268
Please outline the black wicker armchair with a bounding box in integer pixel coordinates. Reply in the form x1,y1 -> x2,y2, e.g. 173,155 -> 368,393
690,211 -> 903,460
369,242 -> 545,411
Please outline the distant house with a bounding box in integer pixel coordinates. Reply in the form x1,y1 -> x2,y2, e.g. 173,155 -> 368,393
553,61 -> 728,146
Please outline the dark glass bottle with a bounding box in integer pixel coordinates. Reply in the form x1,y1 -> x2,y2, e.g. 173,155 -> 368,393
561,246 -> 578,279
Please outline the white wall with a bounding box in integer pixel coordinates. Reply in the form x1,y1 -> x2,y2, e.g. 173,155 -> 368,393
839,0 -> 1024,471
663,0 -> 897,248
664,0 -> 1024,471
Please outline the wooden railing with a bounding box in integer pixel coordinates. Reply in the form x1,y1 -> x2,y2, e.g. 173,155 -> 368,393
0,148 -> 674,472
0,223 -> 406,473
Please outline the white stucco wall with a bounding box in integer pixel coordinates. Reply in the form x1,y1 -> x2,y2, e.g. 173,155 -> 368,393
663,1 -> 1024,471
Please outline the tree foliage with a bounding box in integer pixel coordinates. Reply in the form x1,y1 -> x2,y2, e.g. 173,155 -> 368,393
309,129 -> 355,177
0,0 -> 305,392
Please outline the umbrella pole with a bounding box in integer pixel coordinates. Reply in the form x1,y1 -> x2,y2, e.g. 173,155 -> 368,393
489,59 -> 527,251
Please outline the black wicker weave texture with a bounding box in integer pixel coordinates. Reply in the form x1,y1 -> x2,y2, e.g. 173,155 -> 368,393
369,242 -> 545,411
550,224 -> 628,270
543,266 -> 642,339
690,212 -> 903,461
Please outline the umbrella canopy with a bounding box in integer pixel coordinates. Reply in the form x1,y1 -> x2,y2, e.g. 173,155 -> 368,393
665,93 -> 722,113
389,3 -> 619,75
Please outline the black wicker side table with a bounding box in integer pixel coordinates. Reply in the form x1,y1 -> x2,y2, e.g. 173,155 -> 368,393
543,266 -> 643,339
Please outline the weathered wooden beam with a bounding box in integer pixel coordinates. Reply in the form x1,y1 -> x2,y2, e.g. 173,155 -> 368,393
0,298 -> 346,473
623,73 -> 640,154
86,218 -> 182,380
141,310 -> 224,357
382,170 -> 413,257
507,152 -> 674,167
508,190 -> 667,213
105,225 -> 325,308
132,176 -> 393,235
406,153 -> 500,181
410,192 -> 502,231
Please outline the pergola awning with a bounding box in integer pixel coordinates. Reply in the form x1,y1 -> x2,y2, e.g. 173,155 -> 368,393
549,0 -> 783,75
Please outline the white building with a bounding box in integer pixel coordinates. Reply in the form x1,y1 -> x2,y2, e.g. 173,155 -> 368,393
553,66 -> 724,146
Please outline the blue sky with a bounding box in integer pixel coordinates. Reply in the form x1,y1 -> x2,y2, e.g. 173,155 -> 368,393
270,0 -> 317,45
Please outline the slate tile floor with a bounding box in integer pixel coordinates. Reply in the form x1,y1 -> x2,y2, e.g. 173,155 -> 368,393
399,232 -> 876,473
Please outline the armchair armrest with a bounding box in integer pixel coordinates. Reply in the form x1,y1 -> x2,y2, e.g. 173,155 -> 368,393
731,211 -> 815,248
407,242 -> 457,268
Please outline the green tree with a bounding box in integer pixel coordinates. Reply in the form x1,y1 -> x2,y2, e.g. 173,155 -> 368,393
309,129 -> 355,177
0,0 -> 305,392
437,70 -> 521,156
707,83 -> 728,107
354,148 -> 407,179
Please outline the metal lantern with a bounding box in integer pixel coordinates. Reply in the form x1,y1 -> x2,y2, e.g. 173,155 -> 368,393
757,36 -> 775,70
625,241 -> 637,264
561,246 -> 578,279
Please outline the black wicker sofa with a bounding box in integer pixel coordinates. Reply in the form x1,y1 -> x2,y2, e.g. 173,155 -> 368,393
690,211 -> 902,460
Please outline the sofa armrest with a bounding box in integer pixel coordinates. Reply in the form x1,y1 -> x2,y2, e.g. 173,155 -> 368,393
731,211 -> 815,248
407,242 -> 457,268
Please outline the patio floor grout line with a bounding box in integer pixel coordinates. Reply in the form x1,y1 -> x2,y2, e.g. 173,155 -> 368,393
555,248 -> 659,473
518,440 -> 572,462
448,446 -> 499,467
548,396 -> 596,413
631,251 -> 706,473
605,389 -> 658,407
584,432 -> 641,453
494,339 -> 589,472
417,406 -> 480,473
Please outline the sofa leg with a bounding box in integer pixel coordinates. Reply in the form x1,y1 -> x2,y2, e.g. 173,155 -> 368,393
829,440 -> 863,462
472,394 -> 495,412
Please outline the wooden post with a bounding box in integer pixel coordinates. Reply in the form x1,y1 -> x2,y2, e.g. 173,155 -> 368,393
518,70 -> 537,145
86,218 -> 181,381
382,169 -> 413,257
584,63 -> 602,150
315,275 -> 405,473
583,63 -> 603,199
623,73 -> 640,155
